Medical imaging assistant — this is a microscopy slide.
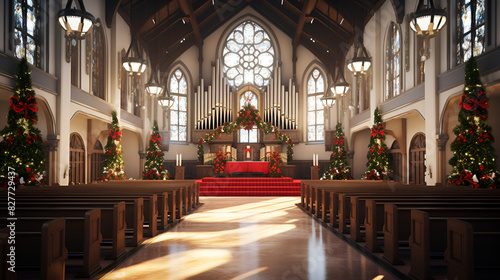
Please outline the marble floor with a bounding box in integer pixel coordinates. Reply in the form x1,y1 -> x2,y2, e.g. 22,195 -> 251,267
100,197 -> 397,280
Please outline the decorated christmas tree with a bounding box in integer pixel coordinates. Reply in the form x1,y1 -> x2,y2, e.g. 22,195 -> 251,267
321,123 -> 351,180
0,58 -> 46,186
269,151 -> 283,177
449,57 -> 499,188
365,107 -> 391,180
102,110 -> 126,181
143,121 -> 170,180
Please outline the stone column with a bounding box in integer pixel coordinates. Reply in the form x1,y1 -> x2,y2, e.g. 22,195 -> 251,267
436,134 -> 450,186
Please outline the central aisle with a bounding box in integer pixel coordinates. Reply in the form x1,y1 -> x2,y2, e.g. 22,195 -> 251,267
101,197 -> 397,280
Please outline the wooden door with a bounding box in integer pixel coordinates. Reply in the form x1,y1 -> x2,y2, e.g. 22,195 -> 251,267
409,134 -> 426,185
389,140 -> 403,182
89,140 -> 104,182
70,133 -> 85,184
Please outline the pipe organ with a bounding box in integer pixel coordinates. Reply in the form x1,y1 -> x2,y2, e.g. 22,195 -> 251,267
195,60 -> 298,130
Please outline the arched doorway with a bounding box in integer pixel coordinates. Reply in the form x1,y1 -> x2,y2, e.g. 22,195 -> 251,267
70,133 -> 85,184
389,140 -> 403,182
409,133 -> 426,185
89,140 -> 104,182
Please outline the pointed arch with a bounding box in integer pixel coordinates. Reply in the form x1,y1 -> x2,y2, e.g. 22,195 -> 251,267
303,61 -> 328,142
166,66 -> 189,142
69,133 -> 85,184
385,21 -> 402,100
91,19 -> 106,100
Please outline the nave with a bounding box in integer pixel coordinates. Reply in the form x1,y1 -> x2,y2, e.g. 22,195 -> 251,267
100,197 -> 396,280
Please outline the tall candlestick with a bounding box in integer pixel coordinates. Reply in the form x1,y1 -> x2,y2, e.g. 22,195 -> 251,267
180,154 -> 182,166
176,154 -> 179,166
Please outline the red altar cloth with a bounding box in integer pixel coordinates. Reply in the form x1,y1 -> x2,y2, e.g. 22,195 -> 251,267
225,162 -> 270,174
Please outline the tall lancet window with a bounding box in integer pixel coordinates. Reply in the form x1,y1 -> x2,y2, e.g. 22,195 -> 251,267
239,91 -> 258,143
307,69 -> 325,142
385,22 -> 401,99
91,20 -> 105,100
223,20 -> 275,88
169,69 -> 188,142
457,0 -> 486,63
14,0 -> 41,67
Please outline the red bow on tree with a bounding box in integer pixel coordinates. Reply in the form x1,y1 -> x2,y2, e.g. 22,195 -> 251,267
370,128 -> 385,137
334,138 -> 344,145
10,94 -> 38,123
151,135 -> 162,143
110,129 -> 122,139
454,171 -> 479,188
459,91 -> 488,117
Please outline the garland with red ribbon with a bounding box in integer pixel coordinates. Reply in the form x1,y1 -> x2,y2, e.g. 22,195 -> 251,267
10,94 -> 38,123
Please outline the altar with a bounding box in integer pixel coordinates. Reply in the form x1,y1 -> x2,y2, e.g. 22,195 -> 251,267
225,161 -> 270,175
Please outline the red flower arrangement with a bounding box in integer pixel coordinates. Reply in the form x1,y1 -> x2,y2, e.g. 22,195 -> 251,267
213,151 -> 227,177
269,151 -> 283,177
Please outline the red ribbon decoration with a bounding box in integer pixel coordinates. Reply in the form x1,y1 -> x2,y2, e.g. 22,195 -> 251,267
370,128 -> 385,137
151,135 -> 162,143
10,95 -> 38,123
454,171 -> 479,188
459,90 -> 488,117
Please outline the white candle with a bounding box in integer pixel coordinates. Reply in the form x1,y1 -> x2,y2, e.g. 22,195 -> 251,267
176,154 -> 179,166
313,154 -> 315,166
180,154 -> 182,166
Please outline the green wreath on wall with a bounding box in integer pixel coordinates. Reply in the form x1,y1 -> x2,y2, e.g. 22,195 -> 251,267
197,103 -> 294,162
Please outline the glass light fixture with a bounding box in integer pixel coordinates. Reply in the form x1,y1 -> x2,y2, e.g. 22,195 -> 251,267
158,91 -> 175,108
347,36 -> 371,74
122,39 -> 147,74
57,0 -> 95,39
331,63 -> 350,96
145,67 -> 163,96
409,0 -> 447,37
321,92 -> 336,108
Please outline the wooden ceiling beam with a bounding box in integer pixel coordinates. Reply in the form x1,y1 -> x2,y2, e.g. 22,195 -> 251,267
292,0 -> 318,46
178,0 -> 203,48
105,0 -> 122,28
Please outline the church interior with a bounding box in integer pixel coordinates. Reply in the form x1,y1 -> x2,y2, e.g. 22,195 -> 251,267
1,0 -> 500,279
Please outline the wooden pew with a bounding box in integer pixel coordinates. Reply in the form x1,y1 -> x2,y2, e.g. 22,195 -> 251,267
348,196 -> 500,244
0,218 -> 67,280
410,211 -> 500,280
445,217 -> 500,280
0,209 -> 101,277
6,200 -> 126,260
384,205 -> 500,265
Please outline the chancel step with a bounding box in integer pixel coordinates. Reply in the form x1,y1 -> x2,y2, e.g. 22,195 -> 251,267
197,177 -> 301,196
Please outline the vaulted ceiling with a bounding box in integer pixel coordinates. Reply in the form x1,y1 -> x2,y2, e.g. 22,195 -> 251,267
105,0 -> 394,75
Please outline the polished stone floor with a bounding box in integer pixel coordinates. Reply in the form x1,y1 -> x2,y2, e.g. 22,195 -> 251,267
100,197 -> 397,280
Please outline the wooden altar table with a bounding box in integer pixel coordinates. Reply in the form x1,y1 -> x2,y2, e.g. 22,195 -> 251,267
225,162 -> 270,175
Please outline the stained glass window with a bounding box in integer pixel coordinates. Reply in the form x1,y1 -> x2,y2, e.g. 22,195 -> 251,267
13,0 -> 41,67
307,69 -> 325,142
457,0 -> 486,63
92,21 -> 105,100
239,91 -> 258,143
385,22 -> 401,99
170,69 -> 188,142
223,20 -> 275,88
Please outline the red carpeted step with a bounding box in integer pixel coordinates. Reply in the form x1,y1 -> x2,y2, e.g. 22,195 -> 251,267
198,177 -> 301,196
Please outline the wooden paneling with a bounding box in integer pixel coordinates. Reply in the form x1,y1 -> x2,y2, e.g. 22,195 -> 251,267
409,134 -> 426,185
70,133 -> 85,185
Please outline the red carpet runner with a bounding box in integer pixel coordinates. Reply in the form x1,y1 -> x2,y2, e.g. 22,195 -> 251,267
197,177 -> 301,196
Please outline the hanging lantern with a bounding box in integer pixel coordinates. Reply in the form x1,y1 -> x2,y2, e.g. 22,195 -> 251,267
409,0 -> 447,37
57,0 -> 95,39
321,92 -> 336,108
122,39 -> 148,74
145,68 -> 163,96
347,35 -> 371,74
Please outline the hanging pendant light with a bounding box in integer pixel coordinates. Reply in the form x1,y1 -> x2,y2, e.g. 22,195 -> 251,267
331,62 -> 350,96
409,0 -> 447,37
321,92 -> 336,108
145,70 -> 163,96
158,94 -> 175,108
122,39 -> 148,74
57,0 -> 95,39
347,35 -> 371,74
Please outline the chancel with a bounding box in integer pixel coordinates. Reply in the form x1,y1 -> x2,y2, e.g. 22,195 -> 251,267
1,0 -> 500,279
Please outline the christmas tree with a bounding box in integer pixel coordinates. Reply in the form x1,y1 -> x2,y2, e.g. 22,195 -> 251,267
321,123 -> 351,180
143,121 -> 170,180
0,58 -> 45,186
102,110 -> 126,181
365,107 -> 391,180
449,57 -> 499,188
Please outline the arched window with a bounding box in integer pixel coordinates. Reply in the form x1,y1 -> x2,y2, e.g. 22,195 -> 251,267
385,22 -> 401,99
169,69 -> 188,142
239,91 -> 258,143
307,68 -> 325,142
457,0 -> 485,63
223,20 -> 275,88
92,20 -> 105,100
13,0 -> 41,67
